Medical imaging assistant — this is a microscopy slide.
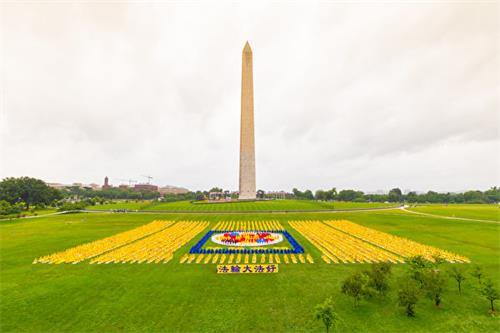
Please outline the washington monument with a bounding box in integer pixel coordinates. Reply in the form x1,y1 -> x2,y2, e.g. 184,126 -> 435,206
238,41 -> 256,200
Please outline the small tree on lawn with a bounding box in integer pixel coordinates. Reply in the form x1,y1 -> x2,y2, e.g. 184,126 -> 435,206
431,253 -> 446,267
408,255 -> 431,287
314,297 -> 339,333
480,280 -> 499,313
398,279 -> 420,317
364,262 -> 392,296
341,272 -> 371,307
470,265 -> 483,284
423,268 -> 447,307
449,266 -> 466,295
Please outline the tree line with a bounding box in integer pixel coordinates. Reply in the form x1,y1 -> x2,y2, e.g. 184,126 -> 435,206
293,187 -> 499,204
1,177 -> 498,217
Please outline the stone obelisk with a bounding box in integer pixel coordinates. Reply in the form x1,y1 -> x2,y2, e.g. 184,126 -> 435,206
238,41 -> 256,200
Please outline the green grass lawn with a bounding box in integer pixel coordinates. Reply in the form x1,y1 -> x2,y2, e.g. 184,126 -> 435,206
0,208 -> 57,220
408,204 -> 500,221
92,200 -> 395,212
93,201 -> 154,211
1,207 -> 499,332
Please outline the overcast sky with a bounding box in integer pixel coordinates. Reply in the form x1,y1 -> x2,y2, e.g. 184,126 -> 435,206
0,1 -> 497,193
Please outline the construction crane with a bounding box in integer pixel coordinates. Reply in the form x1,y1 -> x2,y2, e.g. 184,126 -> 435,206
141,175 -> 153,184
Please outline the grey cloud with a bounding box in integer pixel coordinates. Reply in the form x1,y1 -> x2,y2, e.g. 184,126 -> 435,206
0,1 -> 497,192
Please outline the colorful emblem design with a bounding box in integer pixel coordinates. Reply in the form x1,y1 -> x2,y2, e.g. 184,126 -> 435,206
211,231 -> 283,247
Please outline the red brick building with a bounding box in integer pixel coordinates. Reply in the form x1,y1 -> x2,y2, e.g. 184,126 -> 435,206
134,184 -> 158,192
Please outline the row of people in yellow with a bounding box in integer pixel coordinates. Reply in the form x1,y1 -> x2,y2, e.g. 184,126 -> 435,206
212,220 -> 283,231
34,220 -> 174,264
289,220 -> 403,264
324,220 -> 469,263
179,252 -> 314,264
90,221 -> 209,264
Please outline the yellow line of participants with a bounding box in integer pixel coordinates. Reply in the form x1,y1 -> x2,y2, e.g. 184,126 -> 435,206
34,220 -> 174,264
91,221 -> 208,264
324,220 -> 469,263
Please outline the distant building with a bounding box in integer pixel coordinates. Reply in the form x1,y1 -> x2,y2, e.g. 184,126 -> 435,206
209,191 -> 225,201
119,184 -> 130,190
158,185 -> 190,195
102,176 -> 111,189
47,183 -> 69,190
134,184 -> 159,192
89,183 -> 101,190
266,191 -> 288,200
208,190 -> 234,201
48,181 -> 101,191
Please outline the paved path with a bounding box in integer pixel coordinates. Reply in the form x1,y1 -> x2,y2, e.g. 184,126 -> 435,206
401,207 -> 500,224
0,211 -> 68,222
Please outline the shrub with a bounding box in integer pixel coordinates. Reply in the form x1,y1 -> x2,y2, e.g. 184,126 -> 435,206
398,279 -> 420,317
449,266 -> 467,295
364,262 -> 392,296
423,268 -> 447,307
480,280 -> 499,312
57,202 -> 88,212
314,297 -> 340,333
0,200 -> 22,216
341,272 -> 372,306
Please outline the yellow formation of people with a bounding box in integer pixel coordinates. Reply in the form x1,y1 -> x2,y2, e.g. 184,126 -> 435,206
179,220 -> 314,265
179,252 -> 315,265
90,221 -> 208,264
324,220 -> 469,263
289,220 -> 403,264
34,220 -> 174,264
289,220 -> 469,264
34,219 -> 467,266
212,220 -> 283,231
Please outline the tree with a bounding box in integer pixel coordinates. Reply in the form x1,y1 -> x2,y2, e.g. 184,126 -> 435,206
449,266 -> 466,295
364,262 -> 392,296
303,190 -> 314,200
388,188 -> 403,203
406,191 -> 418,203
431,254 -> 446,267
292,188 -> 303,199
463,190 -> 484,203
484,186 -> 500,203
480,280 -> 499,312
314,297 -> 339,333
407,255 -> 432,286
423,269 -> 447,307
341,272 -> 371,306
398,279 -> 420,317
470,265 -> 483,284
0,177 -> 62,210
337,190 -> 364,202
209,187 -> 223,193
327,188 -> 337,201
292,188 -> 314,200
315,190 -> 328,201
